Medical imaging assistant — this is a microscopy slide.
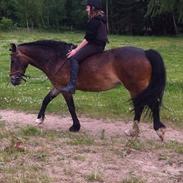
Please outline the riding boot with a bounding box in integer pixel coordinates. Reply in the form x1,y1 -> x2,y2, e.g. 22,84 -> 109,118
60,58 -> 79,94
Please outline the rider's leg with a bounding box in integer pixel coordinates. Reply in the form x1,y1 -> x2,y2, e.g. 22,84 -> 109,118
60,57 -> 79,94
60,44 -> 104,94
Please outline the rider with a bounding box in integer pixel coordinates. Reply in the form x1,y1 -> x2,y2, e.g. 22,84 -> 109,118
61,0 -> 108,94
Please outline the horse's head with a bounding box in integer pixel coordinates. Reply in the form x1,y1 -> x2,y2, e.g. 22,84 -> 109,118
9,43 -> 29,86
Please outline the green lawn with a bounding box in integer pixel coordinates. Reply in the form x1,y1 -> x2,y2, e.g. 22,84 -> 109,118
0,30 -> 183,127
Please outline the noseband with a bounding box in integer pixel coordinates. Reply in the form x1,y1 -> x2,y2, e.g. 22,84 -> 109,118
10,71 -> 30,82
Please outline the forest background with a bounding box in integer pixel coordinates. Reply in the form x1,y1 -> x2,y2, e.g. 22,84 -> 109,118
0,0 -> 183,35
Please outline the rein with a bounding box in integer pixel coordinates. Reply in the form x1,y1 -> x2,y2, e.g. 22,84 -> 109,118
57,59 -> 68,72
10,43 -> 75,81
54,45 -> 75,74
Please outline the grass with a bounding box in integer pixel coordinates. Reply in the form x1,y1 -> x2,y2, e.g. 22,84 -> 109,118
0,127 -> 50,182
109,138 -> 183,157
0,30 -> 183,127
164,140 -> 183,154
126,139 -> 183,154
1,165 -> 50,183
20,125 -> 43,136
67,133 -> 95,146
0,120 -> 182,182
121,176 -> 144,183
86,171 -> 104,182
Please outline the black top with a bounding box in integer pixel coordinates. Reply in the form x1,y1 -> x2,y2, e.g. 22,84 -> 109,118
84,15 -> 108,47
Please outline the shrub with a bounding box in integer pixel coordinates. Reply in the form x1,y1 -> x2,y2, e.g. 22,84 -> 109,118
0,17 -> 13,31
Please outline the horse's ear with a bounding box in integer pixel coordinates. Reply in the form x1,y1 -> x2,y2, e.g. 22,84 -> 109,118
9,43 -> 17,52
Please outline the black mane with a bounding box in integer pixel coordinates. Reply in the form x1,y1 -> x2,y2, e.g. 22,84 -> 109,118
19,40 -> 75,48
19,40 -> 76,58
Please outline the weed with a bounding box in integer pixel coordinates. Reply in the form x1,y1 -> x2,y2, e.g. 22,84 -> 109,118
164,141 -> 183,154
86,171 -> 104,182
20,125 -> 42,136
125,139 -> 144,151
0,120 -> 5,128
32,152 -> 48,162
67,133 -> 95,146
121,176 -> 144,183
1,165 -> 50,183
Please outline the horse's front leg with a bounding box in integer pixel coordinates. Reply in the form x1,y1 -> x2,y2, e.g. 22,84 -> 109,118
36,88 -> 60,124
62,93 -> 80,132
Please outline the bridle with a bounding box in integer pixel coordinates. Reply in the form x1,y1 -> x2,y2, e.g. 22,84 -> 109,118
9,71 -> 30,82
10,49 -> 34,82
10,44 -> 76,81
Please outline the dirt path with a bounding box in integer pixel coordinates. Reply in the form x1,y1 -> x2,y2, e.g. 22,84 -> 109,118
0,110 -> 183,183
0,110 -> 183,143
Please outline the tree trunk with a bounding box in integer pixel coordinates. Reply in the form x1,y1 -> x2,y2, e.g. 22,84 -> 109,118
106,0 -> 109,33
26,18 -> 29,31
172,13 -> 178,35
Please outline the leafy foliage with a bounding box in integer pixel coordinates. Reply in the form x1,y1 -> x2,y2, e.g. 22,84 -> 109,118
0,0 -> 183,34
0,17 -> 13,30
147,0 -> 183,21
108,0 -> 148,35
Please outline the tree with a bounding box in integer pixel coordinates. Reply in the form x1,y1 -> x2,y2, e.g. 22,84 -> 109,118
146,0 -> 183,34
42,0 -> 66,29
108,0 -> 148,35
16,0 -> 44,30
0,0 -> 183,35
0,0 -> 17,21
64,0 -> 86,30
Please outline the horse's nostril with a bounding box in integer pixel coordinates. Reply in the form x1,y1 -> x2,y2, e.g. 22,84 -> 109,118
11,77 -> 21,86
11,79 -> 16,85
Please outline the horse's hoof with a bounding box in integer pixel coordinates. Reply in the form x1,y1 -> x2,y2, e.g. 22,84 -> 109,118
69,125 -> 80,132
125,121 -> 140,137
35,118 -> 44,125
156,128 -> 166,141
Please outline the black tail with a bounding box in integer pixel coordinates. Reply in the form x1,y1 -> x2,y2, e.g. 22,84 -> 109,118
133,49 -> 166,114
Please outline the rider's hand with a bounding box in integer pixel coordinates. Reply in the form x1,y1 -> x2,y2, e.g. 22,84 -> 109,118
67,49 -> 77,58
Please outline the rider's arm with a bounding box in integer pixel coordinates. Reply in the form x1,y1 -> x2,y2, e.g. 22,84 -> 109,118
67,18 -> 100,58
67,39 -> 88,58
75,39 -> 88,52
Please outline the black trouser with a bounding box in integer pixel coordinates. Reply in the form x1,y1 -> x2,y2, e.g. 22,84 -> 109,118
71,43 -> 105,62
61,43 -> 105,94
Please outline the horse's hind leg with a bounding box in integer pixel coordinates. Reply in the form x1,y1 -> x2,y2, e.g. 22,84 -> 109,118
62,93 -> 80,132
125,105 -> 144,137
36,88 -> 59,124
150,104 -> 166,141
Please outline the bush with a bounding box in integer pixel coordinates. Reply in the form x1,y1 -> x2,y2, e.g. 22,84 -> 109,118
0,17 -> 13,31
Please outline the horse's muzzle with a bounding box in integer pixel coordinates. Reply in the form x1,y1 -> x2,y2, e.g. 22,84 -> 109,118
10,75 -> 22,86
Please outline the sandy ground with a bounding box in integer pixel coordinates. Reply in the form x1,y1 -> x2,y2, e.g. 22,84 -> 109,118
0,110 -> 182,143
0,110 -> 183,183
